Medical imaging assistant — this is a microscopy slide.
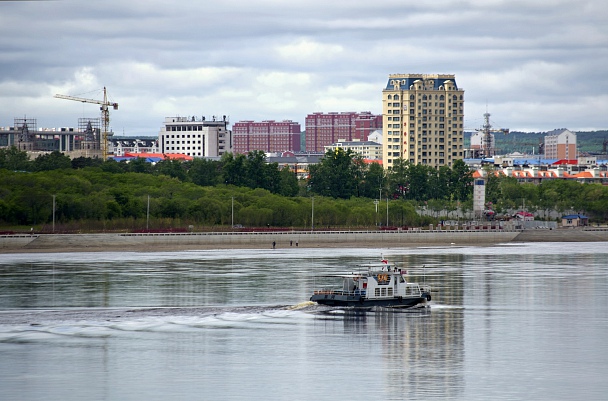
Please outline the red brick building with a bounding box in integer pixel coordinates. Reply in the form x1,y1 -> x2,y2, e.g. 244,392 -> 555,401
305,112 -> 382,153
232,120 -> 301,154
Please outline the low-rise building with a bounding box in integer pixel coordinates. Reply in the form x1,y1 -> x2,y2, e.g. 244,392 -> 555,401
562,214 -> 589,227
324,139 -> 382,160
111,137 -> 158,156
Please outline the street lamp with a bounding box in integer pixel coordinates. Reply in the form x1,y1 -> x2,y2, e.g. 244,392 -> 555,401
311,196 -> 314,231
52,194 -> 56,233
386,197 -> 389,227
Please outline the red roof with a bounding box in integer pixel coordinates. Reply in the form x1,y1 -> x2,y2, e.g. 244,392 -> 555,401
552,159 -> 578,165
124,152 -> 193,161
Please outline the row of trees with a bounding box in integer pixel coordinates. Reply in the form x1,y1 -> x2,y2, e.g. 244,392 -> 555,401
308,148 -> 473,201
0,168 -> 436,230
485,173 -> 608,221
0,147 -> 299,197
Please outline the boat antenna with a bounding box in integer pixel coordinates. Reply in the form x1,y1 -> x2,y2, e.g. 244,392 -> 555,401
423,264 -> 426,285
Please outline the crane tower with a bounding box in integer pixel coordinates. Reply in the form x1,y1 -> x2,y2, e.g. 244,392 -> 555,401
54,87 -> 118,159
477,112 -> 509,157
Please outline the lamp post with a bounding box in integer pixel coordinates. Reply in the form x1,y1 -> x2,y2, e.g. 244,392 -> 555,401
311,196 -> 314,231
146,195 -> 150,231
52,194 -> 55,233
386,197 -> 389,227
231,196 -> 234,228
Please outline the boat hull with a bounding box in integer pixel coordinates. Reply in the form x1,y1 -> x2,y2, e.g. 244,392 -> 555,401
310,292 -> 430,309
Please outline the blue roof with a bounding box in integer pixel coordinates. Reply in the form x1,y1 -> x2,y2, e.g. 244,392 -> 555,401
562,214 -> 589,219
511,159 -> 557,166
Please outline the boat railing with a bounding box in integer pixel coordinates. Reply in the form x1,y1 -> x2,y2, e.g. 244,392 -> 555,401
403,283 -> 423,296
312,289 -> 366,296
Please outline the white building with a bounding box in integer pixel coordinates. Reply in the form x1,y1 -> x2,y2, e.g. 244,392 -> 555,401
159,116 -> 232,158
324,139 -> 383,160
367,129 -> 383,145
111,137 -> 158,157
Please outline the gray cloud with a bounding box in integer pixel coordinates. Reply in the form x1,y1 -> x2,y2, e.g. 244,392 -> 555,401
1,0 -> 607,136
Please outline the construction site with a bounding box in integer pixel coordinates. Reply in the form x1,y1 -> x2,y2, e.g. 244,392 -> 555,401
0,87 -> 118,159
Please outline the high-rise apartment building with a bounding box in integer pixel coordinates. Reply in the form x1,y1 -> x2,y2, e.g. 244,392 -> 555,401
382,74 -> 464,169
305,112 -> 382,153
159,116 -> 232,158
232,120 -> 301,154
544,129 -> 576,160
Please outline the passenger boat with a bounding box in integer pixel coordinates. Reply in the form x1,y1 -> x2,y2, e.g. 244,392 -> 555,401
310,260 -> 431,309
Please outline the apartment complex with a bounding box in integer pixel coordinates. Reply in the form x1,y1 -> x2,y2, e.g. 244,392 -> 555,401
232,120 -> 301,154
158,116 -> 232,158
305,112 -> 382,153
324,140 -> 383,160
382,74 -> 465,169
544,129 -> 576,160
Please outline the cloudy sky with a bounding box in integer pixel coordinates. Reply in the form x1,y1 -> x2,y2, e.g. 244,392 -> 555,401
1,0 -> 606,136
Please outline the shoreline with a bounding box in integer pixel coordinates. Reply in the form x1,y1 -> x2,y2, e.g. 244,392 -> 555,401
2,228 -> 608,254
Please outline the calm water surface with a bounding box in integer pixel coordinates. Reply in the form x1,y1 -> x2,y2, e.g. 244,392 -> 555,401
1,243 -> 607,400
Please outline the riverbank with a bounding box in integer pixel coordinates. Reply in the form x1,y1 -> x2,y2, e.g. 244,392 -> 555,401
2,228 -> 608,253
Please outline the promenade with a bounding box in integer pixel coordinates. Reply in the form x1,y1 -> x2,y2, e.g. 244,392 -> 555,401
2,228 -> 607,253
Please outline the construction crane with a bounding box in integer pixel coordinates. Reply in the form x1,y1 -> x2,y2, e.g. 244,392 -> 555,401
54,87 -> 118,159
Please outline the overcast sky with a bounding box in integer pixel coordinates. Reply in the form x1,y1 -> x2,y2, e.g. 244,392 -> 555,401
1,0 -> 606,136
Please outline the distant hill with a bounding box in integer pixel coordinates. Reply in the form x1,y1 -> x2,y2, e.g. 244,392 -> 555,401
464,130 -> 608,156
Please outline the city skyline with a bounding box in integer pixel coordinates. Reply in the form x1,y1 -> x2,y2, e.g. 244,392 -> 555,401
1,1 -> 606,136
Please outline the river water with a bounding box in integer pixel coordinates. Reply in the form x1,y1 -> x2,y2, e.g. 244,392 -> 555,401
1,243 -> 607,401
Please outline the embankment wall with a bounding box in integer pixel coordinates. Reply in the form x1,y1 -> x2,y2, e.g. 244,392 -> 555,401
2,228 -> 607,253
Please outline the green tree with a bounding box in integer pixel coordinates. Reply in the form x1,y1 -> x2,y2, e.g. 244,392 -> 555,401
128,157 -> 152,174
100,159 -> 127,174
221,153 -> 247,186
360,162 -> 385,199
308,148 -> 359,199
450,159 -> 473,201
71,156 -> 103,169
0,146 -> 31,171
32,151 -> 72,171
188,158 -> 221,186
277,165 -> 299,197
154,159 -> 187,181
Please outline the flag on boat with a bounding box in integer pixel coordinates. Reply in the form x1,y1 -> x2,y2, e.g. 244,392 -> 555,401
381,259 -> 388,264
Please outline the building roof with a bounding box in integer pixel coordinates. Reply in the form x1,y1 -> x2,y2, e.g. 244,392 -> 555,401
113,152 -> 193,162
562,214 -> 589,219
124,152 -> 193,160
328,140 -> 381,147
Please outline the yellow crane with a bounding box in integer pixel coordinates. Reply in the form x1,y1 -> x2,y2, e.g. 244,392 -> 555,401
54,87 -> 118,159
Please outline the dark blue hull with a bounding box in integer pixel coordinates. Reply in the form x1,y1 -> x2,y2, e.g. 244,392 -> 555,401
310,292 -> 431,309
